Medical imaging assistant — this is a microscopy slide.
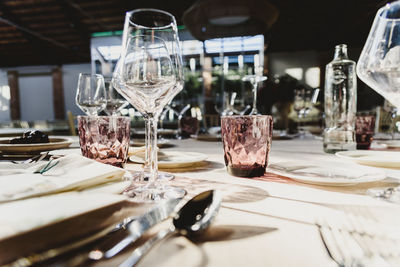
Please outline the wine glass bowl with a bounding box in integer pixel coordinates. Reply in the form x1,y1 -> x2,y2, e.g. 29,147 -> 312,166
104,79 -> 129,116
115,35 -> 177,116
75,73 -> 106,116
357,1 -> 400,110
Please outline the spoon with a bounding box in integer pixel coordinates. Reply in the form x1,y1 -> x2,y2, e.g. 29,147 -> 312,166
119,190 -> 221,267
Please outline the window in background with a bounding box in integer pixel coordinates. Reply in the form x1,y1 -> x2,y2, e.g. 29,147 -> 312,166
0,85 -> 10,111
305,67 -> 320,88
285,68 -> 303,81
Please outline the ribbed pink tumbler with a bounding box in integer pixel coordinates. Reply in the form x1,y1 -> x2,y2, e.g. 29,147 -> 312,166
221,115 -> 273,177
78,116 -> 130,167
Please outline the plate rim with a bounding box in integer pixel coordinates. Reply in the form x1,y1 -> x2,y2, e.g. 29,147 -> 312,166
0,137 -> 72,153
268,168 -> 386,186
190,134 -> 221,141
377,140 -> 400,148
335,150 -> 400,163
0,137 -> 72,148
129,151 -> 208,167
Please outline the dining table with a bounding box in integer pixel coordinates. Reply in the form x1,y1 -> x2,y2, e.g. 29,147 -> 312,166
1,135 -> 400,267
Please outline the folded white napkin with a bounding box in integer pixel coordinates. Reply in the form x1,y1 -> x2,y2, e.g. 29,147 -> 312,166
0,154 -> 126,202
0,192 -> 126,241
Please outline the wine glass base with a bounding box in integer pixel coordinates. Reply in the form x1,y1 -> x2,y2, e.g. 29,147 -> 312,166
123,185 -> 186,202
129,171 -> 175,182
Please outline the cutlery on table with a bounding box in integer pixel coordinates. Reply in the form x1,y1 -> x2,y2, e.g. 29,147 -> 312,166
89,196 -> 181,260
120,190 -> 221,267
9,197 -> 181,266
11,151 -> 49,164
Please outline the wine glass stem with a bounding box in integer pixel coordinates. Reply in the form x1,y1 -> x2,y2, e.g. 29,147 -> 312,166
390,111 -> 397,140
251,81 -> 258,115
143,118 -> 151,173
146,115 -> 159,185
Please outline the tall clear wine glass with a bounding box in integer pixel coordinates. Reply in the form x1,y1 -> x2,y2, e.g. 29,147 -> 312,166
76,73 -> 106,116
113,16 -> 184,201
357,1 -> 400,111
242,75 -> 267,115
104,78 -> 129,116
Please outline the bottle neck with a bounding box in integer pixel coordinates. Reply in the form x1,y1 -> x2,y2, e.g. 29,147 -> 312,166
333,45 -> 348,60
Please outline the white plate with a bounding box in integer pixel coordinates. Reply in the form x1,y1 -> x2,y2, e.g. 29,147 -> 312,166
377,140 -> 400,149
0,137 -> 72,154
132,129 -> 177,136
130,139 -> 171,147
336,150 -> 400,168
268,162 -> 386,186
129,151 -> 207,168
191,134 -> 221,141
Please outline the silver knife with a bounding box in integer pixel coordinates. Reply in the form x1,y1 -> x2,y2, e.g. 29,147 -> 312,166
9,197 -> 181,266
90,197 -> 181,260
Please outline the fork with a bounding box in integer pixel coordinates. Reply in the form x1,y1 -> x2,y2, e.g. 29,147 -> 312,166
318,224 -> 391,267
317,213 -> 397,267
11,152 -> 49,164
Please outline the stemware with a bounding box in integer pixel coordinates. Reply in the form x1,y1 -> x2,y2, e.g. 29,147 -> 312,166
216,92 -> 251,116
104,78 -> 129,116
293,88 -> 320,135
113,9 -> 184,201
293,88 -> 306,118
242,75 -> 267,115
357,1 -> 400,112
75,73 -> 106,116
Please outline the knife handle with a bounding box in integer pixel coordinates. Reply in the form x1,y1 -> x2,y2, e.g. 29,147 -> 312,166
119,227 -> 175,267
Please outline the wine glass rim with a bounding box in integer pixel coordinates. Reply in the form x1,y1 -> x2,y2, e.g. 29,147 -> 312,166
378,3 -> 400,21
126,8 -> 176,30
221,115 -> 273,119
79,73 -> 104,79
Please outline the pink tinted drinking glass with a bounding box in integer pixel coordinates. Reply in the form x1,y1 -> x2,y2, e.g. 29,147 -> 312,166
355,115 -> 375,150
221,115 -> 273,177
78,116 -> 130,167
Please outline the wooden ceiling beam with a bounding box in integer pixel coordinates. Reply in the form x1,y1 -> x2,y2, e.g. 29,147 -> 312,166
61,0 -> 109,32
0,16 -> 71,50
0,1 -> 71,51
2,0 -> 54,7
11,6 -> 61,14
58,0 -> 91,42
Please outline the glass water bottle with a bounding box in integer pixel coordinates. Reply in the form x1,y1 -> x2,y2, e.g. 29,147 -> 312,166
323,44 -> 357,153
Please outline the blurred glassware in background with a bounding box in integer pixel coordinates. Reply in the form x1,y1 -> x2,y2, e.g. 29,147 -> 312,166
104,78 -> 129,116
323,44 -> 357,153
383,100 -> 400,139
177,104 -> 199,138
292,88 -> 320,135
242,75 -> 267,115
216,92 -> 251,116
293,88 -> 306,118
75,73 -> 106,116
357,1 -> 400,121
355,115 -> 375,149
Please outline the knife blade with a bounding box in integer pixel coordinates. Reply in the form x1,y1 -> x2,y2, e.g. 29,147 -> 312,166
90,197 -> 181,260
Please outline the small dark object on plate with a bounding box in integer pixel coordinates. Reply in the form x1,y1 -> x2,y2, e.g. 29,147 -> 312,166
9,130 -> 49,144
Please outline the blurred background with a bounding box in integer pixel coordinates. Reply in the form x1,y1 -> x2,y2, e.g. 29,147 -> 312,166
0,0 -> 396,137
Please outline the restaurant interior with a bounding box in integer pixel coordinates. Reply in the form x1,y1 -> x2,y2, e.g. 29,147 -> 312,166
1,0 -> 400,266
